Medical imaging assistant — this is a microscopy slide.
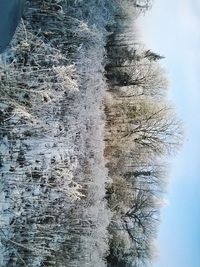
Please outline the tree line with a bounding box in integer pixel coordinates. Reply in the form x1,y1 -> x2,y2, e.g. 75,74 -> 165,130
104,1 -> 183,266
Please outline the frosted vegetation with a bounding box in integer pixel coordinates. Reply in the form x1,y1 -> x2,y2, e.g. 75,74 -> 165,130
0,1 -> 182,267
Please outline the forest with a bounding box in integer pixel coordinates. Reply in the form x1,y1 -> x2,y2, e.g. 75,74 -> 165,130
0,0 -> 183,267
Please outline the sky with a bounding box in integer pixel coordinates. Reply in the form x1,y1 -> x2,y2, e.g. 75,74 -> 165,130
138,1 -> 200,266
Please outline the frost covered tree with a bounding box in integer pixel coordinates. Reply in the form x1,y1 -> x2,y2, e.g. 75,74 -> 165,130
106,98 -> 183,156
106,177 -> 160,267
106,59 -> 168,99
106,47 -> 164,70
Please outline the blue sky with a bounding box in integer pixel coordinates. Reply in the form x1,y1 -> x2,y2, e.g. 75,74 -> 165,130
138,1 -> 200,266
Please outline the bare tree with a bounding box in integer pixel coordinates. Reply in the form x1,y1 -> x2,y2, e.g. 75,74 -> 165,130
106,59 -> 168,98
106,98 -> 183,156
107,180 -> 159,267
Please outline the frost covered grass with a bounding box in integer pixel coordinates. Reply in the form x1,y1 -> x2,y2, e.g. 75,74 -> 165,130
0,0 -> 114,266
